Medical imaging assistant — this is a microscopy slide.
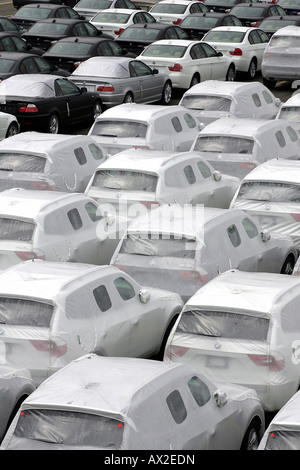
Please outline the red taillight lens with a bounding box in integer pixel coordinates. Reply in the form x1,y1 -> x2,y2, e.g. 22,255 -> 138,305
30,340 -> 67,357
250,21 -> 260,27
19,104 -> 38,113
15,251 -> 46,261
248,354 -> 285,371
178,270 -> 208,285
229,48 -> 242,56
114,265 -> 127,271
97,84 -> 114,92
166,345 -> 188,360
168,63 -> 182,72
114,28 -> 124,35
240,162 -> 256,171
172,18 -> 182,25
31,181 -> 55,190
140,201 -> 160,210
291,213 -> 300,222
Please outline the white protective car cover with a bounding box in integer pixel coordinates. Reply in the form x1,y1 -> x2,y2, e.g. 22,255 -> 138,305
1,354 -> 262,450
71,56 -> 131,78
276,93 -> 300,133
0,75 -> 57,99
0,132 -> 107,192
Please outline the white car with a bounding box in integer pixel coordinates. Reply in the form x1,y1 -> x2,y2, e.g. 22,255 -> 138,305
88,103 -> 201,155
84,149 -> 240,219
0,365 -> 35,442
136,39 -> 236,89
89,8 -> 156,38
74,0 -> 138,20
0,261 -> 183,385
0,354 -> 265,450
0,132 -> 107,192
0,112 -> 19,141
202,26 -> 270,79
149,0 -> 209,25
179,80 -> 281,127
0,188 -> 127,270
191,117 -> 300,179
164,270 -> 300,411
276,93 -> 300,134
110,204 -> 298,302
230,158 -> 300,251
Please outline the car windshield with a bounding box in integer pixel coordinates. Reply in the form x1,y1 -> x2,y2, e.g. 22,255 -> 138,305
0,298 -> 53,327
181,95 -> 232,111
14,7 -> 52,18
13,409 -> 124,448
76,0 -> 112,7
28,22 -> 69,34
48,41 -> 93,55
260,19 -> 298,31
181,16 -> 219,27
120,233 -> 197,258
0,153 -> 46,172
118,26 -> 160,40
142,44 -> 187,57
203,30 -> 245,42
176,309 -> 270,340
236,181 -> 300,203
269,35 -> 300,47
265,431 -> 300,450
0,58 -> 16,73
230,6 -> 265,17
204,0 -> 237,4
0,218 -> 34,241
150,3 -> 188,13
91,170 -> 158,192
278,106 -> 300,122
91,120 -> 148,137
193,135 -> 254,154
92,12 -> 131,23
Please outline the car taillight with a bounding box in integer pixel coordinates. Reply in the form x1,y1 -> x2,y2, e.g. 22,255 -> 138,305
250,21 -> 260,27
19,104 -> 38,113
31,181 -> 55,190
97,84 -> 114,92
140,201 -> 160,210
179,270 -> 208,284
172,18 -> 182,25
264,52 -> 273,59
114,265 -> 127,271
114,28 -> 124,35
74,61 -> 82,68
168,63 -> 182,72
30,340 -> 67,357
229,48 -> 242,56
248,354 -> 285,371
166,345 -> 188,360
15,251 -> 46,261
240,162 -> 256,171
291,214 -> 300,222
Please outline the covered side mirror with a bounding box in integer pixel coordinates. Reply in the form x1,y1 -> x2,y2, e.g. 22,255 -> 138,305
261,230 -> 271,242
214,389 -> 228,407
213,170 -> 222,181
139,289 -> 150,303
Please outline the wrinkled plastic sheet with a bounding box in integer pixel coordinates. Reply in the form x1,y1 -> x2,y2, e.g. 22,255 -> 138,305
0,79 -> 55,99
72,58 -> 130,78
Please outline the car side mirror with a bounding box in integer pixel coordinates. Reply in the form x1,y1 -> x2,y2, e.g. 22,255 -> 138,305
139,288 -> 150,303
217,51 -> 223,56
152,68 -> 159,74
80,87 -> 87,94
80,15 -> 86,19
261,230 -> 270,242
213,170 -> 222,181
275,98 -> 281,107
105,212 -> 115,226
26,42 -> 32,50
214,389 -> 228,407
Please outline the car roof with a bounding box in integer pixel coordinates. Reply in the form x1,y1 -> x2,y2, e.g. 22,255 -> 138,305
242,158 -> 300,183
199,117 -> 288,136
96,103 -> 190,122
52,36 -> 111,43
0,260 -> 119,300
272,24 -> 300,36
22,354 -> 191,418
182,79 -> 269,96
282,93 -> 300,106
0,73 -> 65,86
205,25 -> 256,32
0,51 -> 41,59
16,2 -> 71,9
186,269 -> 300,315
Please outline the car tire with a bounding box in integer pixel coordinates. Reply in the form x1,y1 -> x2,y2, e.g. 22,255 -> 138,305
157,313 -> 180,360
240,419 -> 260,450
247,59 -> 257,79
47,113 -> 59,134
93,100 -> 102,120
123,92 -> 134,104
160,80 -> 172,105
281,255 -> 295,275
226,64 -> 236,81
5,122 -> 19,138
190,73 -> 200,88
263,77 -> 276,89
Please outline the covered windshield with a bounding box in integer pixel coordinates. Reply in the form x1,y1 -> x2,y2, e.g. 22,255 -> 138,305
13,409 -> 124,448
193,135 -> 254,154
265,430 -> 300,450
269,35 -> 300,47
0,153 -> 46,172
91,120 -> 148,138
176,309 -> 270,340
236,181 -> 300,203
120,233 -> 197,258
91,170 -> 157,192
204,30 -> 245,42
0,218 -> 34,241
181,95 -> 231,111
278,106 -> 300,122
0,298 -> 53,327
142,44 -> 187,58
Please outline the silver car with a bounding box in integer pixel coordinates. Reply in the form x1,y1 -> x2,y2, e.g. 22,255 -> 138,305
70,56 -> 172,110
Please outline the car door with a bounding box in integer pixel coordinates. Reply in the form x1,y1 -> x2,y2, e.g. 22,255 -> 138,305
202,42 -> 228,79
55,78 -> 91,123
129,60 -> 162,102
190,43 -> 212,81
248,29 -> 268,69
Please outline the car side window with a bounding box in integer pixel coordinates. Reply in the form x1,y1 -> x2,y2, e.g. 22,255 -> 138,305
275,130 -> 286,148
134,12 -> 145,23
248,30 -> 261,44
242,217 -> 258,239
0,18 -> 18,32
166,390 -> 187,424
223,16 -> 234,25
73,22 -> 87,35
11,36 -> 27,51
286,125 -> 298,143
252,93 -> 261,107
184,165 -> 196,184
84,22 -> 98,35
107,41 -> 123,55
56,79 -> 80,95
1,36 -> 15,51
93,285 -> 112,312
114,277 -> 136,301
201,42 -> 218,57
227,224 -> 241,247
143,12 -> 156,23
171,116 -> 182,133
34,57 -> 52,73
188,376 -> 211,406
184,112 -> 197,128
166,27 -> 180,39
22,57 -> 39,73
74,147 -> 87,165
190,43 -> 205,59
131,60 -> 152,76
115,0 -> 126,6
174,26 -> 188,39
257,29 -> 269,43
56,8 -> 70,18
197,160 -> 211,178
89,142 -> 105,160
262,90 -> 273,104
190,3 -> 201,13
67,208 -> 83,230
85,202 -> 103,222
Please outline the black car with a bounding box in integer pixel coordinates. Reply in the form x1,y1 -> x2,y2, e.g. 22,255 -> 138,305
277,0 -> 300,15
13,0 -> 78,10
114,22 -> 189,56
0,74 -> 102,133
179,12 -> 243,40
0,15 -> 25,36
202,0 -> 253,14
0,32 -> 44,55
0,52 -> 70,80
10,3 -> 85,31
21,17 -> 113,51
229,2 -> 286,27
259,14 -> 300,38
43,36 -> 135,72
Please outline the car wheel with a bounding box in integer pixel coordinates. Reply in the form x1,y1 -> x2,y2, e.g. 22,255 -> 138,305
47,113 -> 59,134
123,92 -> 134,104
5,122 -> 19,138
226,64 -> 236,81
240,419 -> 260,450
156,313 -> 180,360
190,73 -> 200,88
160,81 -> 172,105
248,59 -> 257,79
281,255 -> 295,275
93,100 -> 102,119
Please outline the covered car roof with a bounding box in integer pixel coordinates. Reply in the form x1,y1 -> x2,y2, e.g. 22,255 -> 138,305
241,158 -> 300,183
94,103 -> 190,122
272,24 -> 300,36
182,79 -> 273,97
198,117 -> 288,137
0,74 -> 60,98
71,56 -> 134,78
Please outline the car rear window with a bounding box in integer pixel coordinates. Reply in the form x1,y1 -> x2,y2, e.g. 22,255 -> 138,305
120,233 -> 197,258
230,6 -> 265,17
270,35 -> 300,47
142,44 -> 187,58
13,409 -> 124,449
236,181 -> 300,203
92,12 -> 131,23
0,218 -> 34,241
265,430 -> 300,450
278,106 -> 300,122
0,298 -> 53,327
76,0 -> 111,8
181,95 -> 231,112
28,22 -> 69,34
203,30 -> 245,43
91,120 -> 148,138
260,19 -> 297,31
49,41 -> 93,55
182,16 -> 219,28
176,309 -> 270,341
0,153 -> 46,173
14,6 -> 52,18
0,58 -> 16,73
91,169 -> 157,192
193,136 -> 254,154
